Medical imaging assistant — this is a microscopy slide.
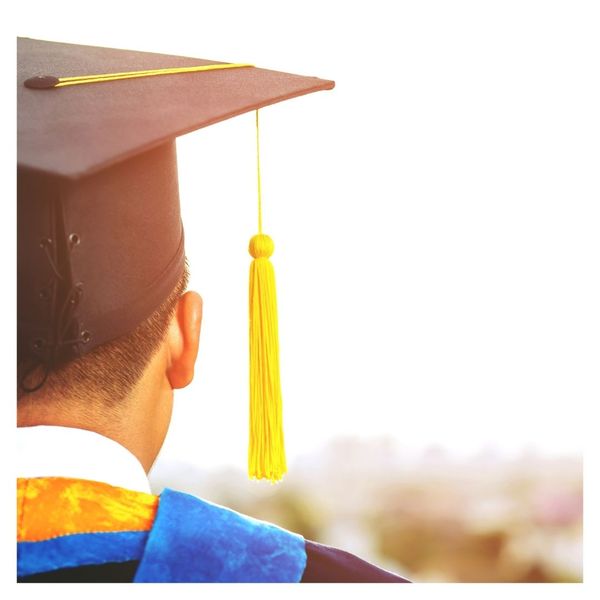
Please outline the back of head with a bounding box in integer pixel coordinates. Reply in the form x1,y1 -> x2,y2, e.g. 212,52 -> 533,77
18,266 -> 189,407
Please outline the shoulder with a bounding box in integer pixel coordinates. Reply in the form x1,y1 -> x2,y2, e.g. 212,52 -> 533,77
135,488 -> 307,582
142,488 -> 410,583
17,479 -> 410,583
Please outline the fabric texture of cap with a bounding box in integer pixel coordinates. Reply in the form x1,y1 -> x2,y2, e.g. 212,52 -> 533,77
18,38 -> 334,179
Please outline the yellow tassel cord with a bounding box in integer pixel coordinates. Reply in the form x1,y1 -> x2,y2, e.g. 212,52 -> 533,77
248,110 -> 286,482
29,63 -> 254,88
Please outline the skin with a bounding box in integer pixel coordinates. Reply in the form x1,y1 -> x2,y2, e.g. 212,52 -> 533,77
17,291 -> 203,473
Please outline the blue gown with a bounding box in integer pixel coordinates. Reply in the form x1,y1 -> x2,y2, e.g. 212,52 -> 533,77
17,477 -> 409,583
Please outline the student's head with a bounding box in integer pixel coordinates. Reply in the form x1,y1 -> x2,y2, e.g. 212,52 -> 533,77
17,134 -> 197,471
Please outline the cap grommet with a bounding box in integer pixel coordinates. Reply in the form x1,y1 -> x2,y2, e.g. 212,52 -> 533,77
32,338 -> 45,351
69,284 -> 83,306
39,237 -> 52,249
81,330 -> 91,344
69,233 -> 81,247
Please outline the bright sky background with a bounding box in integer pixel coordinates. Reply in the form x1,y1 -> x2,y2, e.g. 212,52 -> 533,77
9,1 -> 598,474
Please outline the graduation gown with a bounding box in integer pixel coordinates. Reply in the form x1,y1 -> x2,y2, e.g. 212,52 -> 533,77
17,477 -> 409,583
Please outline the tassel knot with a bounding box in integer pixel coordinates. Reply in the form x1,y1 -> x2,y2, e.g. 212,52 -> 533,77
249,233 -> 274,259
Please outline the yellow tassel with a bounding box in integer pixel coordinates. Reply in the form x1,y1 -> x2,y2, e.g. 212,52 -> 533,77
248,233 -> 286,481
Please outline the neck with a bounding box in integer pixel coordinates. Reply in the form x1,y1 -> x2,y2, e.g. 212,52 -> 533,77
17,356 -> 174,473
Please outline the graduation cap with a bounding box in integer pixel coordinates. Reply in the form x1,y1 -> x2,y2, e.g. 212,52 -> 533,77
17,37 -> 334,481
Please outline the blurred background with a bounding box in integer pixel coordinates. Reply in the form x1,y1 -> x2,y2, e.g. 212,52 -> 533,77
151,438 -> 582,583
15,0 -> 595,584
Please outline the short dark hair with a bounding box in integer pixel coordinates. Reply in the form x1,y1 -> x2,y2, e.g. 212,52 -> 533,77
18,265 -> 189,406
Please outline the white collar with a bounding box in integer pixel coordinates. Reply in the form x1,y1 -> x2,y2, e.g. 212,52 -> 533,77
16,425 -> 152,494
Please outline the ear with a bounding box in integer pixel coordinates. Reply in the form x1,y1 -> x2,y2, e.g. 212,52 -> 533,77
166,291 -> 203,389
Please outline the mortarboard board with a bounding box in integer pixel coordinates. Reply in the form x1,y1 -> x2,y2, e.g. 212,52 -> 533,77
17,37 -> 334,480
